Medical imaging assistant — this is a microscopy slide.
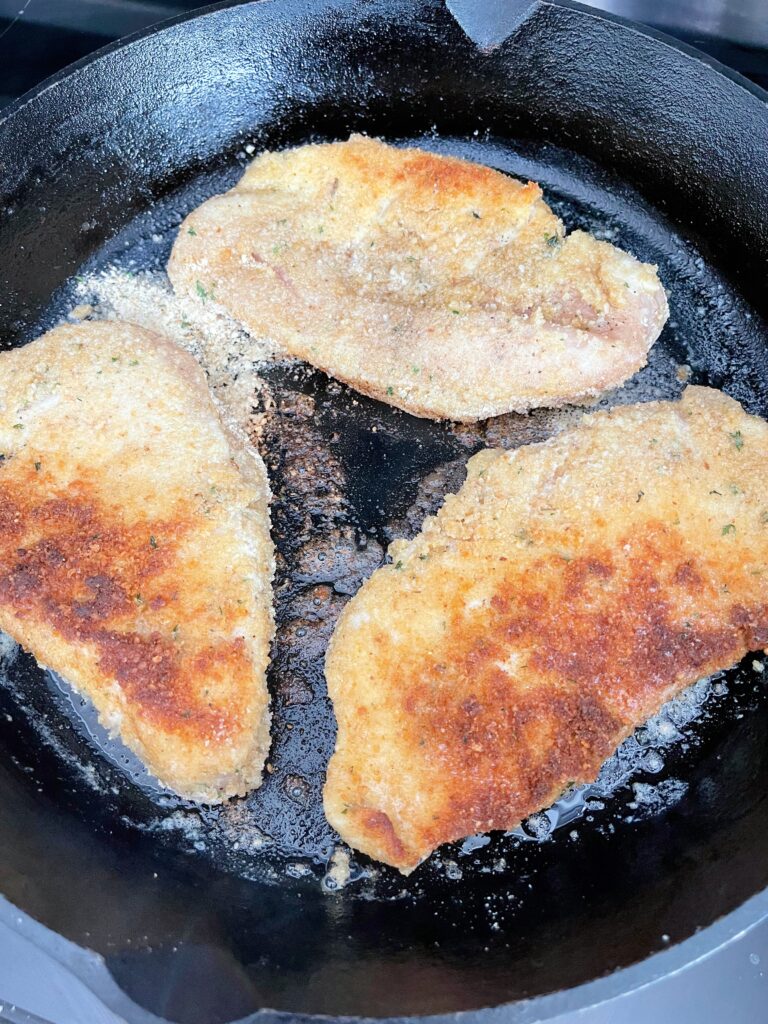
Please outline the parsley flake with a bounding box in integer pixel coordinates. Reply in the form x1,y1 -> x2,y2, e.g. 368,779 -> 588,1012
729,430 -> 744,451
149,535 -> 158,549
722,523 -> 736,536
187,227 -> 197,236
34,461 -> 41,472
386,386 -> 394,396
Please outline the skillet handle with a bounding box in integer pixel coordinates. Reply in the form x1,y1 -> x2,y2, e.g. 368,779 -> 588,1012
445,0 -> 546,49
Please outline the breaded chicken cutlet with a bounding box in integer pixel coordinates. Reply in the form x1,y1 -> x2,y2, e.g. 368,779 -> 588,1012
324,386 -> 768,871
168,135 -> 668,422
0,321 -> 274,802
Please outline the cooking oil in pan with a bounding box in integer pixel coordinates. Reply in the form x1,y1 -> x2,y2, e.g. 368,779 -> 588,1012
3,131 -> 768,901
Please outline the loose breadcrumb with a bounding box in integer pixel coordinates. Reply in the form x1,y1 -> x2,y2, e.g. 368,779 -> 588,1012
74,268 -> 292,445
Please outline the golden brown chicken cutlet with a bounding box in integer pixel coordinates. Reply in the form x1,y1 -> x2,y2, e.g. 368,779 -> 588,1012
324,386 -> 768,871
168,135 -> 668,422
0,321 -> 274,802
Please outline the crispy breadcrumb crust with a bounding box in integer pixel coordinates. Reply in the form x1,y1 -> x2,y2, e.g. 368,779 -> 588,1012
324,387 -> 768,870
169,135 -> 668,421
0,321 -> 274,802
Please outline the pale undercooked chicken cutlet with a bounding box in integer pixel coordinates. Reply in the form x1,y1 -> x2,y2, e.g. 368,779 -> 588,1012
0,321 -> 274,801
167,135 -> 668,422
324,386 -> 768,871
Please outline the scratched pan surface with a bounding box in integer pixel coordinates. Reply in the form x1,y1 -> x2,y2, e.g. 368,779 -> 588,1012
1,1 -> 768,1022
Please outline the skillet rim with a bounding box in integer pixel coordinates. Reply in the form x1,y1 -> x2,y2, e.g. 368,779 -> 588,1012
1,0 -> 768,131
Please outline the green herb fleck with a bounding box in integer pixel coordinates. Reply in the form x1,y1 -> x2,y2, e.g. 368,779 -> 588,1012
710,489 -> 722,496
12,423 -> 22,430
729,430 -> 744,451
129,359 -> 139,367
450,308 -> 461,315
636,490 -> 644,502
722,523 -> 736,536
545,234 -> 559,247
149,535 -> 158,549
418,554 -> 429,561
276,218 -> 288,226
180,318 -> 191,329
729,483 -> 742,495
411,365 -> 420,375
134,593 -> 144,604
317,224 -> 324,234
472,211 -> 481,219
386,385 -> 394,396
760,511 -> 768,525
187,227 -> 197,236
34,461 -> 41,472
394,560 -> 404,571
196,280 -> 214,302
111,356 -> 120,362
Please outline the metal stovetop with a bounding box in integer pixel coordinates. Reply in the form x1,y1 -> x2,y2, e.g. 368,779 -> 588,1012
0,1 -> 766,1022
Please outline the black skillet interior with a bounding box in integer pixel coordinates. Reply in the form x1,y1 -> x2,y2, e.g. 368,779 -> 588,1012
1,0 -> 768,1021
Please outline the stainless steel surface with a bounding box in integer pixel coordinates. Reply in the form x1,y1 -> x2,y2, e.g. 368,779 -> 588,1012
0,0 -> 186,38
582,0 -> 768,48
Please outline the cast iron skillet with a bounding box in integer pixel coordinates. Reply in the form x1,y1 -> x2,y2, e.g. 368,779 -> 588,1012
1,0 -> 768,1021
